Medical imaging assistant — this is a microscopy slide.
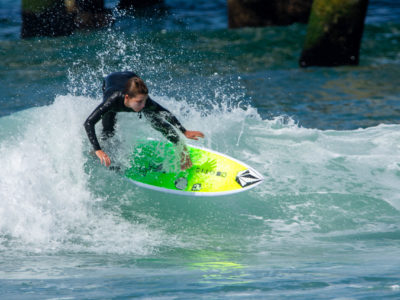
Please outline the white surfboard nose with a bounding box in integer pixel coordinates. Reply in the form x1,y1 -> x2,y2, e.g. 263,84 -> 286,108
235,169 -> 263,188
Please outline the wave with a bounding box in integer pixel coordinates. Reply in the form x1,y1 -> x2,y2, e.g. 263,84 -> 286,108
1,94 -> 400,256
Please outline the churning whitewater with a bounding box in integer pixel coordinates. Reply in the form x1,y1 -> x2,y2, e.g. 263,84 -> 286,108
1,93 -> 400,259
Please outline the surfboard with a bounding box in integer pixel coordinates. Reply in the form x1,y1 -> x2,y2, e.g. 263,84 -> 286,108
124,140 -> 264,196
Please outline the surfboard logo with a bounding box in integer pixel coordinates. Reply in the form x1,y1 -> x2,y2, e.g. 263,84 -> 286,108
191,183 -> 202,191
235,169 -> 263,188
195,168 -> 227,177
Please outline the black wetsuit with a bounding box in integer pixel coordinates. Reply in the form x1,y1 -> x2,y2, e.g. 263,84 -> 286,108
84,71 -> 186,151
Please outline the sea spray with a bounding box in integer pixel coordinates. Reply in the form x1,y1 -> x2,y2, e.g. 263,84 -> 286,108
0,95 -> 182,255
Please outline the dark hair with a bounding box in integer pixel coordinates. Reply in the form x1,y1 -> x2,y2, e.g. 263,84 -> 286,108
124,76 -> 148,98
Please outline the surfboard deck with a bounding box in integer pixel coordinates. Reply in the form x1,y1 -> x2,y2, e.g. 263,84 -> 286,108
124,140 -> 263,196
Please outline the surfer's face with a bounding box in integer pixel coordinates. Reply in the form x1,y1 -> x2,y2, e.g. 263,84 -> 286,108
124,94 -> 148,112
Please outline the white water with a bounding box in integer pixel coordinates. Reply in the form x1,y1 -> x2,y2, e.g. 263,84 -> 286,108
1,94 -> 400,258
0,95 -> 180,255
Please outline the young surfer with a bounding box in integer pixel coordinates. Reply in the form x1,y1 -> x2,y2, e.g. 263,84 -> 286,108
84,71 -> 204,169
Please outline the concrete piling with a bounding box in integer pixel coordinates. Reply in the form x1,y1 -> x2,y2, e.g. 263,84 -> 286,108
21,0 -> 75,38
21,0 -> 112,38
299,0 -> 369,67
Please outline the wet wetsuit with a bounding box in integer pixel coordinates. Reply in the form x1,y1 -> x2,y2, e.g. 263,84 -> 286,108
84,71 -> 186,151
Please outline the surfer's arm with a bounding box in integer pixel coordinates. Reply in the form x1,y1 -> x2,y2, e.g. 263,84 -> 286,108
84,97 -> 117,167
143,111 -> 183,144
143,98 -> 186,144
84,106 -> 105,151
144,98 -> 186,130
143,98 -> 204,142
142,111 -> 192,169
83,96 -> 116,151
143,99 -> 205,170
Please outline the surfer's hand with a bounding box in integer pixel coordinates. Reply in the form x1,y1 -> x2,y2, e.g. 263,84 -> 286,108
95,150 -> 111,167
184,130 -> 204,140
180,150 -> 192,170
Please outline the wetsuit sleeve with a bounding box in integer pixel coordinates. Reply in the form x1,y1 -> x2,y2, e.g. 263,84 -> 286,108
143,98 -> 187,144
83,94 -> 117,151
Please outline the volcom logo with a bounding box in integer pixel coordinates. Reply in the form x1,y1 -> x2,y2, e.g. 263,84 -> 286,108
235,169 -> 262,188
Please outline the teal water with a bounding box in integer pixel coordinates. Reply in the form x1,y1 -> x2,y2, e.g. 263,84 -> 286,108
1,1 -> 400,299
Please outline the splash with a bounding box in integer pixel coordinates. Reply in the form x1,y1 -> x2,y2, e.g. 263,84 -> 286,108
1,91 -> 400,257
0,95 -> 181,255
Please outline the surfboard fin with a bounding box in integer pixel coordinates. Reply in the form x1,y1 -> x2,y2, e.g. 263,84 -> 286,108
235,169 -> 263,188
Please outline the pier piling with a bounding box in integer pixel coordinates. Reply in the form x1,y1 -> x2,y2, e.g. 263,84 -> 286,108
299,0 -> 369,67
21,0 -> 75,38
21,0 -> 112,38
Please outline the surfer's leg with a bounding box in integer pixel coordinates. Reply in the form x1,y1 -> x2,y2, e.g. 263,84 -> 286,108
101,111 -> 117,139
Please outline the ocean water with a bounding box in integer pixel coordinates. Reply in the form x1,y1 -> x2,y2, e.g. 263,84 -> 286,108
1,0 -> 400,299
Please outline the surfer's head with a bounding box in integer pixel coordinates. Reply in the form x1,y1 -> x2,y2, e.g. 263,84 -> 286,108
124,76 -> 148,112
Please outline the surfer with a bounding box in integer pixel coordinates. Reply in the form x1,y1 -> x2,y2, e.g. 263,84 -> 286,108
84,71 -> 204,169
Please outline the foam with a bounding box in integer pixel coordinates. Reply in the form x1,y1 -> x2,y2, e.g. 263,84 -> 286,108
1,93 -> 400,255
0,95 -> 181,255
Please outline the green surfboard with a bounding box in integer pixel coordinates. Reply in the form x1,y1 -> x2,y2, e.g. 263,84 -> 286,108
124,140 -> 263,196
